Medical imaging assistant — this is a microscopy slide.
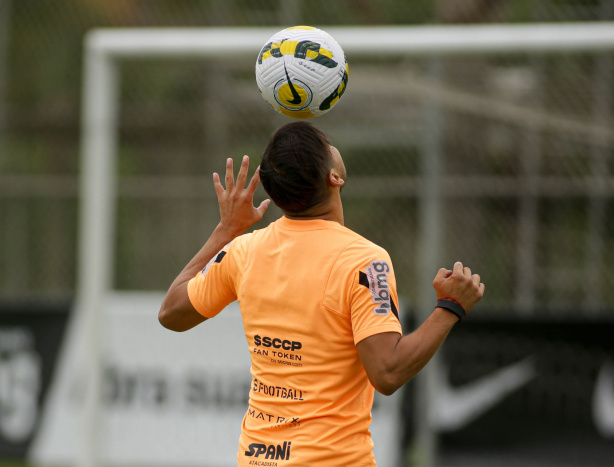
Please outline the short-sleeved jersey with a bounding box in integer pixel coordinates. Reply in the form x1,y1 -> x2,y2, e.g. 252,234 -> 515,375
188,216 -> 402,466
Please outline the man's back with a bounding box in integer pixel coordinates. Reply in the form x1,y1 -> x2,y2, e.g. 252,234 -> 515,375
160,123 -> 484,466
188,216 -> 403,465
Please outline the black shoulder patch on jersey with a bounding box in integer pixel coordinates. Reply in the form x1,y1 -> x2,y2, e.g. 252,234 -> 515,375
390,297 -> 399,321
214,251 -> 227,263
359,271 -> 369,288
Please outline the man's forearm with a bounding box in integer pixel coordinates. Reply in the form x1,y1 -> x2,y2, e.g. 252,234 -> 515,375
377,308 -> 458,395
358,262 -> 484,396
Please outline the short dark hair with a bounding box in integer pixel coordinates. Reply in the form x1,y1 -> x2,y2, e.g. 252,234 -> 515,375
260,122 -> 333,214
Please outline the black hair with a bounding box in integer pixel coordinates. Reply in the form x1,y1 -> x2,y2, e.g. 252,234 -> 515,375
260,121 -> 333,214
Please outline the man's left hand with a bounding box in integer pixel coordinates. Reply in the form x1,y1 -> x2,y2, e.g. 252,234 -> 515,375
213,155 -> 271,238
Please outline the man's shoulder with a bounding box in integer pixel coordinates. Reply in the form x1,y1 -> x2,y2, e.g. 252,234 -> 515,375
222,231 -> 254,259
334,226 -> 391,262
338,224 -> 385,247
242,218 -> 389,258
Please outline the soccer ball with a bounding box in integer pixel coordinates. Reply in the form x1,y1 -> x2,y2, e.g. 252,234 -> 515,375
255,26 -> 349,119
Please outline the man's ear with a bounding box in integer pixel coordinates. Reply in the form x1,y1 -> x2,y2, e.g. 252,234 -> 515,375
328,169 -> 345,187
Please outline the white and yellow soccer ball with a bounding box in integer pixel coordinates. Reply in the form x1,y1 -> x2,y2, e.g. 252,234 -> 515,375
255,26 -> 349,119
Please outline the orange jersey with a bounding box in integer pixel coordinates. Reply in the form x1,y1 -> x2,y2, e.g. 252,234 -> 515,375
188,217 -> 402,466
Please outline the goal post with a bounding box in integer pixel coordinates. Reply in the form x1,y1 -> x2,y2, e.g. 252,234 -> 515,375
71,23 -> 614,467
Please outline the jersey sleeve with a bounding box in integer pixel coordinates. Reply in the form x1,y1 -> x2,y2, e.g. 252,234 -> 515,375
187,238 -> 243,319
323,240 -> 403,345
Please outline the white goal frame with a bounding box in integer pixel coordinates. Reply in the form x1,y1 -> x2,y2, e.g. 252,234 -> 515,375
76,23 -> 614,467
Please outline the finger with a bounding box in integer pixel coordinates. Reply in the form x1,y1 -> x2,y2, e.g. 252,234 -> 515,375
256,198 -> 271,217
434,267 -> 450,281
212,172 -> 225,198
433,268 -> 451,289
464,266 -> 472,278
225,158 -> 235,191
236,155 -> 249,189
247,165 -> 262,195
472,273 -> 481,286
452,261 -> 464,276
479,282 -> 485,295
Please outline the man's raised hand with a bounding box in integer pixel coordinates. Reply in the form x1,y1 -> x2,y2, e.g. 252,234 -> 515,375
432,261 -> 485,313
213,155 -> 271,238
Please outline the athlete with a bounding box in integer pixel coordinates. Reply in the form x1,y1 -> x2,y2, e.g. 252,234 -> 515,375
159,122 -> 484,466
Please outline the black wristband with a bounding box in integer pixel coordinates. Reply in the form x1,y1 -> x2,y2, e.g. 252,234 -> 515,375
436,299 -> 466,322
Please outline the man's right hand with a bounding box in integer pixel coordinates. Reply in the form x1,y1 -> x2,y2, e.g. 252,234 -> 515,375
432,261 -> 485,312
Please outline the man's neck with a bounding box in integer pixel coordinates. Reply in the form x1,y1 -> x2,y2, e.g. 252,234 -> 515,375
283,200 -> 344,225
284,212 -> 343,225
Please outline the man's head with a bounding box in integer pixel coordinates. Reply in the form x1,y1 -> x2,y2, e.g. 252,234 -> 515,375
260,122 -> 345,215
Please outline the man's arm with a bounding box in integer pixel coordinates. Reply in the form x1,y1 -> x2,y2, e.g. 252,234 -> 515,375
356,261 -> 484,395
158,155 -> 270,332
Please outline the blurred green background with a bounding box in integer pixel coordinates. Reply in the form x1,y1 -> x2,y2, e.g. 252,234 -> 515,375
2,0 -> 613,315
1,1 -> 614,466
